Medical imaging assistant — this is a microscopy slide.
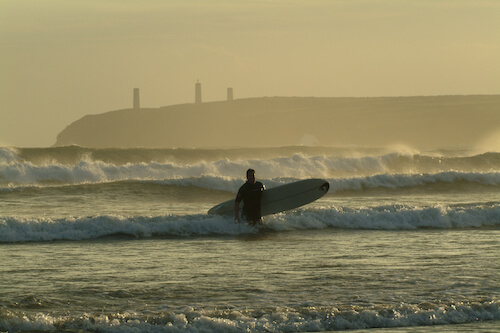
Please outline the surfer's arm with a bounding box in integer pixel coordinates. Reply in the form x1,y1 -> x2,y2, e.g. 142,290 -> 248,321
234,185 -> 245,223
234,199 -> 241,222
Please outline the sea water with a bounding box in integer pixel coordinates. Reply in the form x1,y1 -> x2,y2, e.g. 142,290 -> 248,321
0,145 -> 499,332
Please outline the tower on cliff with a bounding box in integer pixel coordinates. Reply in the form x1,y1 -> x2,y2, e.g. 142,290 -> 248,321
227,87 -> 233,101
195,81 -> 202,103
133,88 -> 140,109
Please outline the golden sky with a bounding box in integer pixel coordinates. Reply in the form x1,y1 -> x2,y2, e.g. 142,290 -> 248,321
1,0 -> 499,146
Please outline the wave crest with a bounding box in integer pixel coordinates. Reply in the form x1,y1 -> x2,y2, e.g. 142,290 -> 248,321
2,203 -> 499,243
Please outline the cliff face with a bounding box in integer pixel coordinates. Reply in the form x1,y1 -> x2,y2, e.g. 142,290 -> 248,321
54,96 -> 500,149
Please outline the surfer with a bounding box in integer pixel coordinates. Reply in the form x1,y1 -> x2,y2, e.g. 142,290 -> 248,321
235,169 -> 265,225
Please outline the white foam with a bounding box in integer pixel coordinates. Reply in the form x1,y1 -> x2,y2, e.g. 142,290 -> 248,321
1,301 -> 498,332
330,171 -> 500,192
0,156 -> 321,186
2,149 -> 500,189
1,203 -> 499,243
266,203 -> 500,231
0,147 -> 20,164
0,214 -> 255,243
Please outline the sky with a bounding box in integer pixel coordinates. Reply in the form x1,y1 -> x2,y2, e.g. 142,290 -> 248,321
1,0 -> 499,147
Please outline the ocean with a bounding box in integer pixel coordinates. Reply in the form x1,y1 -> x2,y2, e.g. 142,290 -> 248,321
1,145 -> 499,332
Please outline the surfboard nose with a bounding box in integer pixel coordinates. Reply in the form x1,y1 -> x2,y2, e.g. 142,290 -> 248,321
321,182 -> 330,193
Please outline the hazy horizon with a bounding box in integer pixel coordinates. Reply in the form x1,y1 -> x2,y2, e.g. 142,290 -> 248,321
1,0 -> 500,147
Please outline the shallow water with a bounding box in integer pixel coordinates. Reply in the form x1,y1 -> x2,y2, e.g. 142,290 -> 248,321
1,146 -> 499,332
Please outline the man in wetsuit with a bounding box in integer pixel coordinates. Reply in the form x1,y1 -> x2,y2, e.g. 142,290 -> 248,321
235,169 -> 265,224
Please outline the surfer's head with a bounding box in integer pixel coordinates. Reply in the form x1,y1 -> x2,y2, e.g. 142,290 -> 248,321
246,168 -> 256,183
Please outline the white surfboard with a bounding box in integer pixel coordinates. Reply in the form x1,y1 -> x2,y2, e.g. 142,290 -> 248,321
208,178 -> 330,217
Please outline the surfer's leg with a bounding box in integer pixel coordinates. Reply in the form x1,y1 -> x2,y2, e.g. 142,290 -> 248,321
247,218 -> 263,226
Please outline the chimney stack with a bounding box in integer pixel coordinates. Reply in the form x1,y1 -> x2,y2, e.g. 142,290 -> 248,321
133,88 -> 140,109
195,81 -> 202,103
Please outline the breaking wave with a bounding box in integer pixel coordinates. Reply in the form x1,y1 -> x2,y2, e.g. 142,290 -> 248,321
2,202 -> 499,243
2,146 -> 500,195
1,171 -> 500,197
1,300 -> 499,332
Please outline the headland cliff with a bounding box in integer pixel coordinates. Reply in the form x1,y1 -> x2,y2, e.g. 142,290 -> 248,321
54,96 -> 500,149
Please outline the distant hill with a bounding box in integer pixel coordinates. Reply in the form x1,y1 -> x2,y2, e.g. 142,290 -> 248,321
54,96 -> 500,149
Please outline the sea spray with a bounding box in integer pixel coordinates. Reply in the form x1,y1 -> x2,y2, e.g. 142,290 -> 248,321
3,146 -> 500,186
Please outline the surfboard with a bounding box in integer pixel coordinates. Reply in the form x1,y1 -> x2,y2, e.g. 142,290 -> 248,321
208,178 -> 330,217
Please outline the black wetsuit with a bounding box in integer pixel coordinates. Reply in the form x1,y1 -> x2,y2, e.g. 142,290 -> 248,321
236,181 -> 265,223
